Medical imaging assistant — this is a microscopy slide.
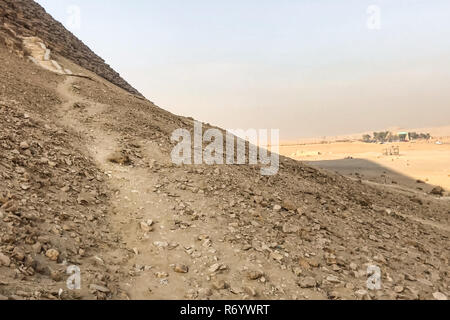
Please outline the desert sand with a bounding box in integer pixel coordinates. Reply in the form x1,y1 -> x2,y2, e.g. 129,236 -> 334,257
280,137 -> 450,193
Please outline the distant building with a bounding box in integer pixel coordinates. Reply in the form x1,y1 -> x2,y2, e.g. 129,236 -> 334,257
398,132 -> 409,142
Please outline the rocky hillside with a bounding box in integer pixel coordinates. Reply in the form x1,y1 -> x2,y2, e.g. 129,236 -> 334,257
0,0 -> 141,96
0,1 -> 448,301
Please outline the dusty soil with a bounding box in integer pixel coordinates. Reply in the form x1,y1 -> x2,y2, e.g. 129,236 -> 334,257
0,4 -> 449,301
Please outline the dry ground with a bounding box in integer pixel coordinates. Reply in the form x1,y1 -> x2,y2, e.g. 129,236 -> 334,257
0,39 -> 449,301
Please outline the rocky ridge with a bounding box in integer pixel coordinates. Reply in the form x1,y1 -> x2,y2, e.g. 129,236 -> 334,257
0,0 -> 142,96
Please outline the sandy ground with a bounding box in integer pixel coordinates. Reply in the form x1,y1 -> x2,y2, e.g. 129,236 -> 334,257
280,138 -> 450,193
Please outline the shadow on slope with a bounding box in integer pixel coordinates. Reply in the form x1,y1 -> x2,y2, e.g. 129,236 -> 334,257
305,158 -> 444,195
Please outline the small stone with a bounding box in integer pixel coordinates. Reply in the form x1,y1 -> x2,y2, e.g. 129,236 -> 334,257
331,264 -> 341,272
374,254 -> 386,264
20,184 -> 31,191
298,276 -> 317,288
107,151 -> 131,165
155,272 -> 169,278
50,270 -> 63,282
418,278 -> 433,287
273,205 -> 282,212
244,286 -> 258,297
77,192 -> 95,205
248,271 -> 264,280
20,141 -> 29,149
405,274 -> 416,281
89,284 -> 110,293
298,258 -> 311,270
45,249 -> 60,261
48,161 -> 57,167
0,252 -> 11,266
430,186 -> 445,196
394,286 -> 404,293
293,267 -> 303,277
282,223 -> 299,234
405,286 -> 419,300
282,200 -> 296,211
345,283 -> 355,290
432,292 -> 447,300
209,263 -> 221,273
12,247 -> 25,261
198,288 -> 213,297
212,280 -> 228,290
270,251 -> 284,261
73,102 -> 85,109
326,275 -> 340,283
140,221 -> 152,232
355,289 -> 368,298
174,264 -> 189,273
153,241 -> 169,248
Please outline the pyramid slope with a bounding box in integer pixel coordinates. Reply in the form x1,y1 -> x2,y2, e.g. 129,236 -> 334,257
0,1 -> 448,301
0,0 -> 142,96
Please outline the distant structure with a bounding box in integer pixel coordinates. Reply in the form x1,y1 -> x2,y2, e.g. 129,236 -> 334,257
398,132 -> 409,142
362,131 -> 431,143
383,146 -> 400,156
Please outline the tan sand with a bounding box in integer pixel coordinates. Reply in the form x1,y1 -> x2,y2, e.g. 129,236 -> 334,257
280,137 -> 450,192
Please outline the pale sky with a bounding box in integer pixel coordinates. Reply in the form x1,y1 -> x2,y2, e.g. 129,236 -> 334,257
36,0 -> 450,139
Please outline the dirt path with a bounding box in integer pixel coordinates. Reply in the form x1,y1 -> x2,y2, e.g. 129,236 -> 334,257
24,39 -> 166,298
53,77 -> 248,300
54,77 -> 183,299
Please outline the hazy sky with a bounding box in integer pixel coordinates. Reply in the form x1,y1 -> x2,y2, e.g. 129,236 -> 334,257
36,0 -> 450,139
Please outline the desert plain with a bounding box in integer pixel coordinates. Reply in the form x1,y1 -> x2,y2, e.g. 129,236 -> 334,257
280,128 -> 450,195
